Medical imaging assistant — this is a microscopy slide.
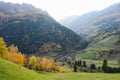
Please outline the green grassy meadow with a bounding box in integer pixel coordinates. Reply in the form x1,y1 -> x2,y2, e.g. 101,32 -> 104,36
83,59 -> 119,67
75,35 -> 120,60
0,58 -> 120,80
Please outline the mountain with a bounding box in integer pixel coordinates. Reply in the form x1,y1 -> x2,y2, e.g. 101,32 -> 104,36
0,1 -> 87,54
60,3 -> 120,36
60,11 -> 98,35
0,1 -> 48,15
59,15 -> 78,30
60,3 -> 120,60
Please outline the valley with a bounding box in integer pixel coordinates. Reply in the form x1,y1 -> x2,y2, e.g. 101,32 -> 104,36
0,1 -> 120,80
60,3 -> 120,61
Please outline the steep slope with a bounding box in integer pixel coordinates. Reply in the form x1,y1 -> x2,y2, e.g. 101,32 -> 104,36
86,3 -> 120,48
0,2 -> 87,54
84,12 -> 120,60
60,3 -> 120,36
59,15 -> 79,30
60,3 -> 120,60
60,11 -> 98,35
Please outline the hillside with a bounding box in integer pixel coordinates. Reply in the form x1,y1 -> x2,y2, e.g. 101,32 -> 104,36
0,1 -> 87,54
60,3 -> 120,60
0,58 -> 120,80
60,3 -> 120,36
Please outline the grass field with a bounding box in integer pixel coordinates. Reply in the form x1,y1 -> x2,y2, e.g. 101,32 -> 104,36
0,58 -> 120,80
76,35 -> 120,60
83,59 -> 119,67
76,52 -> 95,59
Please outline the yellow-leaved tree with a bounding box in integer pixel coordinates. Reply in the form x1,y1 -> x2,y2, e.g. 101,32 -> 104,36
0,38 -> 8,59
58,67 -> 64,72
29,56 -> 37,68
41,58 -> 55,71
17,52 -> 26,66
7,44 -> 26,66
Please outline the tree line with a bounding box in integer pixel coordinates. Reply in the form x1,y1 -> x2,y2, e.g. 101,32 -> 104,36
102,59 -> 120,73
65,57 -> 120,73
0,37 -> 64,72
1,37 -> 120,73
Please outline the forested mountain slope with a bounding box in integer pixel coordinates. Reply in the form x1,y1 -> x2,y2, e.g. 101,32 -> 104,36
0,1 -> 87,54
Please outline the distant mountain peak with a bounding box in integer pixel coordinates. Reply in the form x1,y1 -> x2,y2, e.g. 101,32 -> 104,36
60,3 -> 120,35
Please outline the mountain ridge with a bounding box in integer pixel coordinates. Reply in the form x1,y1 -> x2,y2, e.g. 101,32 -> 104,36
0,1 -> 87,54
60,3 -> 120,60
0,1 -> 48,15
60,3 -> 120,36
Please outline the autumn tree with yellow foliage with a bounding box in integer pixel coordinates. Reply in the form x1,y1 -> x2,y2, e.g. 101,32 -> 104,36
0,38 -> 8,59
28,56 -> 37,69
41,58 -> 55,71
6,44 -> 26,66
0,37 -> 64,72
28,56 -> 64,72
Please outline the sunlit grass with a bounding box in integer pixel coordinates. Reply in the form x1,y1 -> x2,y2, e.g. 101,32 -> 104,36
0,58 -> 120,80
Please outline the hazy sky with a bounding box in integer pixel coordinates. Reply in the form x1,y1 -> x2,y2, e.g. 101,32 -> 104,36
1,0 -> 120,21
